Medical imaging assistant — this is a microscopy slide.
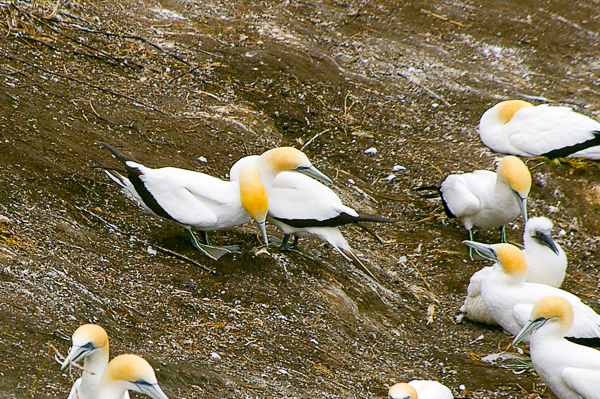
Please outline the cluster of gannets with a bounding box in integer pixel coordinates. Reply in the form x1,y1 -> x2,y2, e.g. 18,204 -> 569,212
513,296 -> 600,399
61,324 -> 167,399
461,242 -> 600,341
388,380 -> 453,399
230,155 -> 394,281
439,156 -> 531,245
479,100 -> 600,159
101,144 -> 330,260
459,216 -> 567,324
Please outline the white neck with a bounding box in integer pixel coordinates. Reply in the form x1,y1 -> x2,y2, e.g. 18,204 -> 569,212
81,345 -> 109,392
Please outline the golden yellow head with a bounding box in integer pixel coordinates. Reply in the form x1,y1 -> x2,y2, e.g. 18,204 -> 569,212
103,354 -> 157,384
388,383 -> 417,399
238,163 -> 268,221
494,100 -> 534,124
497,156 -> 531,197
259,147 -> 311,172
531,296 -> 573,326
72,324 -> 108,348
493,243 -> 527,276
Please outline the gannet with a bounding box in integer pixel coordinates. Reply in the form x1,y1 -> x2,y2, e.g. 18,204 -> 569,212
61,324 -> 129,399
459,216 -> 567,324
513,296 -> 600,399
439,156 -> 531,244
101,144 -> 330,260
97,354 -> 168,399
462,241 -> 600,341
479,100 -> 600,159
230,155 -> 394,282
388,380 -> 453,399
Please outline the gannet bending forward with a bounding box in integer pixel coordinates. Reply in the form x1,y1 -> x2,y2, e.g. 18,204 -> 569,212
459,217 -> 567,325
479,100 -> 600,159
230,155 -> 395,281
97,354 -> 168,399
101,144 -> 330,260
62,324 -> 129,399
513,296 -> 600,399
462,241 -> 600,341
388,380 -> 453,399
439,156 -> 531,244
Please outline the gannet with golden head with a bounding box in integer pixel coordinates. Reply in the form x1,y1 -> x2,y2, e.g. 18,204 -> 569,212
101,144 -> 330,260
97,354 -> 168,399
459,216 -> 567,325
388,381 -> 453,399
61,324 -> 129,399
479,100 -> 600,159
462,241 -> 600,341
513,296 -> 600,399
230,155 -> 394,282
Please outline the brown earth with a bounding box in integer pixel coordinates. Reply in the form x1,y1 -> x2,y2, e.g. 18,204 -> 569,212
1,0 -> 600,398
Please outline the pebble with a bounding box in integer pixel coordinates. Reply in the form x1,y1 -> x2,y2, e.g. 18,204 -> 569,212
364,147 -> 377,154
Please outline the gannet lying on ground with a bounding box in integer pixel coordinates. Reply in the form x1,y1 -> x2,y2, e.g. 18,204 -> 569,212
513,296 -> 600,399
479,100 -> 600,159
462,242 -> 600,341
230,155 -> 394,282
439,156 -> 531,245
459,217 -> 567,324
97,354 -> 168,399
101,144 -> 330,260
62,324 -> 129,399
388,380 -> 453,399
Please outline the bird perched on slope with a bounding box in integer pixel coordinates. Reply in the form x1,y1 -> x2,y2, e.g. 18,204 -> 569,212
101,144 -> 331,260
462,241 -> 600,341
513,296 -> 600,399
439,156 -> 531,245
479,100 -> 600,159
388,380 -> 453,399
229,155 -> 395,282
96,354 -> 168,399
61,324 -> 129,399
459,216 -> 567,324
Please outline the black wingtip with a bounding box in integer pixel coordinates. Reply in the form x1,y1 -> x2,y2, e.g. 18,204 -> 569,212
99,142 -> 138,164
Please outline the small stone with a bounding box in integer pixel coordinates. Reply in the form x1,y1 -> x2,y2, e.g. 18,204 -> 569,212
392,164 -> 406,172
210,352 -> 221,360
147,246 -> 157,255
364,147 -> 377,154
197,156 -> 208,162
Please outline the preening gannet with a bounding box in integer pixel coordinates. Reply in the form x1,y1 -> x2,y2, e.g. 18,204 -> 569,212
513,296 -> 600,399
479,100 -> 600,159
439,156 -> 531,244
97,354 -> 168,399
101,144 -> 330,260
61,324 -> 129,399
459,216 -> 567,324
462,241 -> 600,341
388,380 -> 453,399
230,155 -> 394,282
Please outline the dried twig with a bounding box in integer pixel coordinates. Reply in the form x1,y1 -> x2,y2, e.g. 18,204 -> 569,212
301,128 -> 331,151
28,344 -> 53,399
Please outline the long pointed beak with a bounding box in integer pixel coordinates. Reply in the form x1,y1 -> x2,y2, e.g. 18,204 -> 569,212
512,190 -> 528,223
296,165 -> 332,184
136,382 -> 170,399
257,220 -> 269,247
462,240 -> 498,262
513,317 -> 547,345
61,343 -> 95,370
533,231 -> 560,255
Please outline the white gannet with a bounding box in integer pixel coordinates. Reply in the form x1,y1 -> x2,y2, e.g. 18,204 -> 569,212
388,381 -> 453,399
459,216 -> 567,324
479,100 -> 600,159
101,144 -> 330,260
61,324 -> 129,399
230,155 -> 394,282
462,241 -> 600,341
513,296 -> 600,399
97,354 -> 168,399
439,156 -> 531,244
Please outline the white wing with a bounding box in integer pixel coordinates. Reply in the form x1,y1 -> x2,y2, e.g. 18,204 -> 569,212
440,174 -> 481,219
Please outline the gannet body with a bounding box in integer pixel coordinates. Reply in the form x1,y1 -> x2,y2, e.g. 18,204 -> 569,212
513,296 -> 600,399
388,380 -> 453,399
479,100 -> 600,159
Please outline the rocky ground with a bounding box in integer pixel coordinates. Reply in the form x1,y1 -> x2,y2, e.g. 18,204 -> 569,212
1,0 -> 599,398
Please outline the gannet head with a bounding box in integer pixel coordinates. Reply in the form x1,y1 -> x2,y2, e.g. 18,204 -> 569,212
61,324 -> 109,370
524,217 -> 560,255
462,242 -> 527,276
489,100 -> 534,125
388,383 -> 417,399
257,147 -> 332,184
238,162 -> 269,246
100,354 -> 169,399
513,296 -> 573,345
496,156 -> 531,222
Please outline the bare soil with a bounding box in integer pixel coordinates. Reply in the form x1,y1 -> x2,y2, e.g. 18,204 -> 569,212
1,0 -> 599,398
